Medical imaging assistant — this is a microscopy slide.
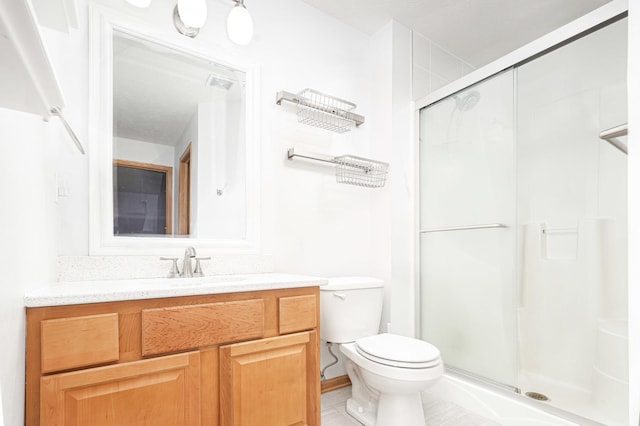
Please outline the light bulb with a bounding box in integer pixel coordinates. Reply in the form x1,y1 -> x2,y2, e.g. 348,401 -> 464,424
125,0 -> 152,7
177,0 -> 207,29
227,3 -> 253,46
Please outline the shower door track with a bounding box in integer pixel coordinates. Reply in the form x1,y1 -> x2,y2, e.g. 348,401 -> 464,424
445,365 -> 519,393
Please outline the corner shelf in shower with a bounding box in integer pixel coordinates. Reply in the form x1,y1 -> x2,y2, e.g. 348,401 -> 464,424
276,89 -> 365,133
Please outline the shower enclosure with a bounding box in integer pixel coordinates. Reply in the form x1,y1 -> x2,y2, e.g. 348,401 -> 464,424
418,17 -> 628,425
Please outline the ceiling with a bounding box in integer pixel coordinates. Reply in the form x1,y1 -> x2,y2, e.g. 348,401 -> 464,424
298,0 -> 613,68
113,33 -> 244,146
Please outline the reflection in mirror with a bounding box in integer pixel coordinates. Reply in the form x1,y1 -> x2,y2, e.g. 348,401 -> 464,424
112,31 -> 247,239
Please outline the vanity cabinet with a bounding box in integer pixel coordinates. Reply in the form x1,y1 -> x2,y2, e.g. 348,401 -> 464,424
26,287 -> 320,426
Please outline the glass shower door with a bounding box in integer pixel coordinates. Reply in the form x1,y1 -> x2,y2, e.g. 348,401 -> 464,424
419,70 -> 517,388
516,18 -> 628,425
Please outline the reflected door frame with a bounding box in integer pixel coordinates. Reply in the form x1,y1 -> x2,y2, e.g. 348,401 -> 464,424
113,159 -> 173,235
179,143 -> 192,235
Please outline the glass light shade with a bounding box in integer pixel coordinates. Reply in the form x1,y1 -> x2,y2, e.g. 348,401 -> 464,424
125,0 -> 152,7
227,4 -> 253,46
177,0 -> 207,29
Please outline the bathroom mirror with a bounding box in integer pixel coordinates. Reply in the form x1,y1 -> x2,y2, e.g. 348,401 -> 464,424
89,7 -> 259,254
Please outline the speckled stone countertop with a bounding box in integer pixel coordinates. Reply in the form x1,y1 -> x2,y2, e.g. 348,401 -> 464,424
24,273 -> 328,307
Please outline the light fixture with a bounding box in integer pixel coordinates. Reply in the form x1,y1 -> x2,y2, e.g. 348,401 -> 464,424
125,0 -> 152,7
227,0 -> 253,46
173,0 -> 207,38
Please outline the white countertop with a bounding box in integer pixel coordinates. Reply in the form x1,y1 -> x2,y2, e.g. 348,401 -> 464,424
24,273 -> 328,307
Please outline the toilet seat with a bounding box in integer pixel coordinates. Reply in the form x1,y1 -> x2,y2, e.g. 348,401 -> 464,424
355,333 -> 441,369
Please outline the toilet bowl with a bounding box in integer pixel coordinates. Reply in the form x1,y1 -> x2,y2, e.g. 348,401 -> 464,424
340,333 -> 443,426
320,277 -> 444,426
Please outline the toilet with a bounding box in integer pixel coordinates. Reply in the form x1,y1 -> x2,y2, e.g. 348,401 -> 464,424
320,277 -> 443,426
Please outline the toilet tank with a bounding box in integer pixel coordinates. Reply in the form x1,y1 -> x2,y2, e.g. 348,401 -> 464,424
320,277 -> 384,343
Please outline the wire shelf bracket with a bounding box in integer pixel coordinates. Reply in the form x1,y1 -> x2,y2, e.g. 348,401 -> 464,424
287,147 -> 388,188
276,89 -> 365,133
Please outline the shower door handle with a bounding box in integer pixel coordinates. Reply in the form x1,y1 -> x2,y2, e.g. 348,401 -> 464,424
419,223 -> 507,233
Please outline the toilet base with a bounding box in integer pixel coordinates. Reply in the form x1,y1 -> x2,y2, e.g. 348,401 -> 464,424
376,392 -> 426,426
346,398 -> 376,426
346,393 -> 426,426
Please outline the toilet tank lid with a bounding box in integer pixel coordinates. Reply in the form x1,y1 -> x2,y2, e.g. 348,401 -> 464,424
322,276 -> 384,291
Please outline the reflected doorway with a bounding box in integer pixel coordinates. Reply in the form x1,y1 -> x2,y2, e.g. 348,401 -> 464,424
113,160 -> 173,235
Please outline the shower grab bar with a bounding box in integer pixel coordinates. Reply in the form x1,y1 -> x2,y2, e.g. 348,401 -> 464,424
419,223 -> 507,233
599,123 -> 628,154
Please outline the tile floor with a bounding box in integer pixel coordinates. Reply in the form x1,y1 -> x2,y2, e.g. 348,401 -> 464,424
321,386 -> 503,426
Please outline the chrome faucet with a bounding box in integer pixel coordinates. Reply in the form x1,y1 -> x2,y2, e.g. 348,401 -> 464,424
161,247 -> 210,278
181,246 -> 197,278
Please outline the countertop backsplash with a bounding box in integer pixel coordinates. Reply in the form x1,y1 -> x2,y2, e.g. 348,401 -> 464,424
57,255 -> 275,282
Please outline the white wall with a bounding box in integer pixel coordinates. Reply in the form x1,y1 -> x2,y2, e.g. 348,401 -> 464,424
388,22 -> 415,338
113,137 -> 175,166
0,10 -> 91,422
412,32 -> 476,100
627,0 -> 639,424
0,108 -> 59,425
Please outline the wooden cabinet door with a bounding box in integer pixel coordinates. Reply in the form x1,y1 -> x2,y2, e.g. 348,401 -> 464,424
40,352 -> 200,426
220,331 -> 320,426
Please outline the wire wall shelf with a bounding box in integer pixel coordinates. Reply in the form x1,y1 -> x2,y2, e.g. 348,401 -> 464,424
276,89 -> 365,133
287,148 -> 388,188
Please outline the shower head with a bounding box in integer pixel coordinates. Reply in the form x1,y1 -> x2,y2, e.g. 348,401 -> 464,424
205,73 -> 235,90
453,91 -> 480,111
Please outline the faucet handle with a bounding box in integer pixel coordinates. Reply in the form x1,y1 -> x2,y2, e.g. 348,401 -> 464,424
193,256 -> 211,277
160,257 -> 180,278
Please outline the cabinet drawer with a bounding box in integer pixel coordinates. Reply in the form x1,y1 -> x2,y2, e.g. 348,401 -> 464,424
279,294 -> 317,334
142,299 -> 265,356
41,313 -> 119,374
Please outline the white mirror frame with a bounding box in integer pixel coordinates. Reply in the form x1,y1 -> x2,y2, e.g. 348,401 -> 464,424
89,5 -> 260,255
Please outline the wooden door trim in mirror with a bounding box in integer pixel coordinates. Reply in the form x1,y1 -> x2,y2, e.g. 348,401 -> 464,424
178,143 -> 191,236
